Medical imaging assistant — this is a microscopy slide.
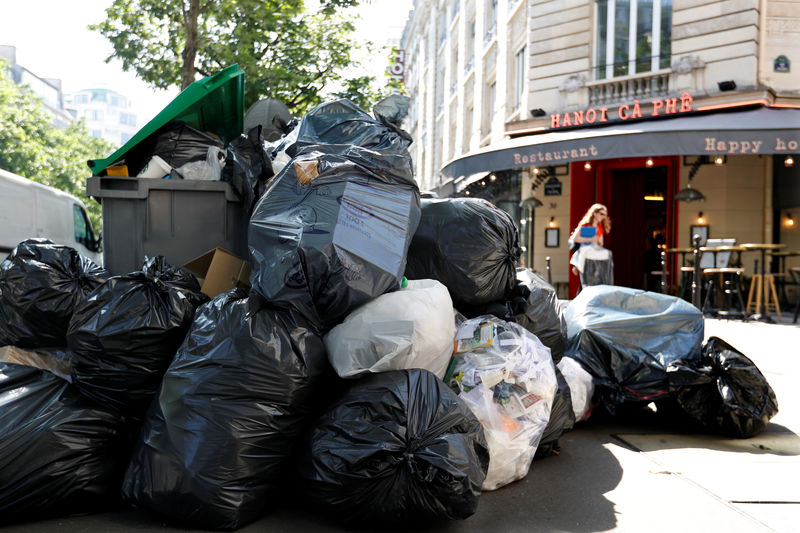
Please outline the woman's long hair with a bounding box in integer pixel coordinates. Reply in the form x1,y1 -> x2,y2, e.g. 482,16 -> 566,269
577,203 -> 611,234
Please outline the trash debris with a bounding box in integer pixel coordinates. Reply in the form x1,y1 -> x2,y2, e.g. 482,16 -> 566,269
0,363 -> 126,523
296,368 -> 489,525
122,289 -> 330,530
448,316 -> 557,490
666,336 -> 778,438
0,239 -> 107,348
324,278 -> 455,378
405,198 -> 521,308
564,285 -> 704,414
68,256 -> 208,418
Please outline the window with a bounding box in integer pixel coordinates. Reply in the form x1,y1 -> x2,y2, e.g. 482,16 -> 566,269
91,130 -> 102,138
74,94 -> 89,104
514,46 -> 526,110
595,0 -> 672,79
466,19 -> 476,72
111,96 -> 123,107
120,112 -> 136,126
89,110 -> 103,121
463,105 -> 473,153
121,133 -> 133,144
483,81 -> 496,134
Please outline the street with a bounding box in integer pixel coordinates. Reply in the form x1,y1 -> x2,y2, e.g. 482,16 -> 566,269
4,316 -> 798,533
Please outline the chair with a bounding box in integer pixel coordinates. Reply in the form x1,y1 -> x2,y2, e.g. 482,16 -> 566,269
791,267 -> 800,324
700,239 -> 747,318
746,260 -> 782,321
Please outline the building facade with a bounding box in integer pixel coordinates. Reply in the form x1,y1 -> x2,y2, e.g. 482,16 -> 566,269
0,45 -> 74,129
65,88 -> 138,147
401,0 -> 800,298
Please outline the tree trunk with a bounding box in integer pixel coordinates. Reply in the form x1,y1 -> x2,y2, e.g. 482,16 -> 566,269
181,0 -> 201,89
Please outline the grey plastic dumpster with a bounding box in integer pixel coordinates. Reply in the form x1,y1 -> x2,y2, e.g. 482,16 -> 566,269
87,176 -> 248,275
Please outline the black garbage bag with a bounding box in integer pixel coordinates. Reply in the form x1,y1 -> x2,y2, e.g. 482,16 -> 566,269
222,125 -> 274,217
281,98 -> 413,160
535,365 -> 576,458
405,198 -> 521,308
152,121 -> 225,170
122,289 -> 331,530
248,155 -> 420,333
514,268 -> 568,364
0,363 -> 126,523
67,256 -> 208,418
564,285 -> 704,414
665,337 -> 778,438
0,239 -> 107,348
296,369 -> 489,525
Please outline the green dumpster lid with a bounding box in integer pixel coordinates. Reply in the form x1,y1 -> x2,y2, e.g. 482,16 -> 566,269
87,64 -> 245,175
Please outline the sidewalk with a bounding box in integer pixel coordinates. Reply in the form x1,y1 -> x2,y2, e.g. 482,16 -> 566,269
4,317 -> 798,533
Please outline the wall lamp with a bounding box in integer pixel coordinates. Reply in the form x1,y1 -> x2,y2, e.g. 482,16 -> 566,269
584,161 -> 592,171
697,211 -> 705,224
717,80 -> 737,91
548,216 -> 557,228
787,213 -> 795,227
530,108 -> 547,117
786,155 -> 795,167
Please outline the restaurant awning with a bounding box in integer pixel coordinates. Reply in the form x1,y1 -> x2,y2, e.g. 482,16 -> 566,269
441,107 -> 800,180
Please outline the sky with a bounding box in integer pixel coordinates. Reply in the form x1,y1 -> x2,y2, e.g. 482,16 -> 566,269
0,0 -> 412,124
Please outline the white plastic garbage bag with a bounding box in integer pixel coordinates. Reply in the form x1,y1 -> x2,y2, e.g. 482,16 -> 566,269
558,356 -> 595,421
324,279 -> 455,379
448,316 -> 557,490
175,146 -> 226,181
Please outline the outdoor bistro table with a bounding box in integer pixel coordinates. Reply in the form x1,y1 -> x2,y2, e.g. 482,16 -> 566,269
740,243 -> 787,322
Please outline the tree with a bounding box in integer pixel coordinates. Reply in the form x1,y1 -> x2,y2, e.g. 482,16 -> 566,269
0,62 -> 112,231
91,0 -> 382,115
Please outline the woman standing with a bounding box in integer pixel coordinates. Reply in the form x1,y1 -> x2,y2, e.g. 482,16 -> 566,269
570,204 -> 613,287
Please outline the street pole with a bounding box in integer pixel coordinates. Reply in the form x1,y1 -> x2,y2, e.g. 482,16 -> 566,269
692,234 -> 701,308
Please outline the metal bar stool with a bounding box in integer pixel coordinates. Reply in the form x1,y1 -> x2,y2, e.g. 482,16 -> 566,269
701,267 -> 747,319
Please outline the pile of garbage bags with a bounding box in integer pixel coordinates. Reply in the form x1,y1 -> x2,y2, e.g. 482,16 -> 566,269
0,94 -> 780,531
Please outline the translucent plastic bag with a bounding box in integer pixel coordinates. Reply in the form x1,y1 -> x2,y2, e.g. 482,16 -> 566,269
558,356 -> 596,421
448,316 -> 557,490
324,279 -> 455,378
174,146 -> 226,181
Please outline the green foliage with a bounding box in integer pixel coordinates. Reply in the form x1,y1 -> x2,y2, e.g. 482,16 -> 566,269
92,0 -> 390,115
0,62 -> 112,232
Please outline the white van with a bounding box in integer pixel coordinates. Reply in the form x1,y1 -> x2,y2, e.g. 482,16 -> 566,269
0,168 -> 103,264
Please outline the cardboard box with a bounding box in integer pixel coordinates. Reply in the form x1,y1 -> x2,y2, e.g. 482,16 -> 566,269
0,345 -> 72,380
183,247 -> 251,298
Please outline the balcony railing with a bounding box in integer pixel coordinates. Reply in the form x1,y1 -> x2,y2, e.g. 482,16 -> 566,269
585,69 -> 672,106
